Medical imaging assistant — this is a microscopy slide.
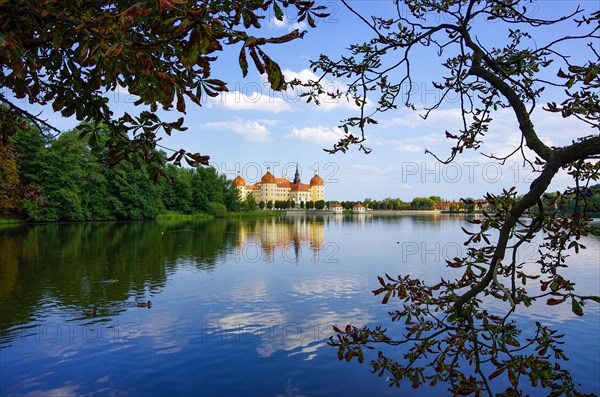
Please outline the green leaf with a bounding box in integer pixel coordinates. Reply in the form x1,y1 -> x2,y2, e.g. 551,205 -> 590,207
508,368 -> 518,388
259,49 -> 284,90
239,47 -> 248,77
571,298 -> 583,316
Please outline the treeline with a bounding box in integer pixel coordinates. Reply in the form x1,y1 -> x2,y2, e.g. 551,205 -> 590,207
335,196 -> 444,210
1,125 -> 243,221
544,187 -> 600,214
254,199 -> 326,210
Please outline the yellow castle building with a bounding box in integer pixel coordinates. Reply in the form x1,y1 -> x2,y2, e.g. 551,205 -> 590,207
233,165 -> 324,205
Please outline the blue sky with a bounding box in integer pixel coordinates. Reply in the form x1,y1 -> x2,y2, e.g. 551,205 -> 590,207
12,0 -> 599,202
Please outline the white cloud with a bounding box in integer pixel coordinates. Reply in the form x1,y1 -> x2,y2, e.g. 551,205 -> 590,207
268,15 -> 307,32
379,108 -> 464,129
389,133 -> 443,153
285,126 -> 344,145
212,91 -> 292,113
392,143 -> 423,153
200,119 -> 272,142
282,68 -> 362,111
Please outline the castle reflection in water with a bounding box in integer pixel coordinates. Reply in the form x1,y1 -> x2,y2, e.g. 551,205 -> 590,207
236,216 -> 326,263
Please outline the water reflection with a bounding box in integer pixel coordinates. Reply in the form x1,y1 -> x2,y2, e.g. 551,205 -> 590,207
0,218 -> 328,344
1,216 -> 598,397
237,217 -> 325,263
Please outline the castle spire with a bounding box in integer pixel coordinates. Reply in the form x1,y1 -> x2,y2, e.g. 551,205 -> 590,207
293,163 -> 301,184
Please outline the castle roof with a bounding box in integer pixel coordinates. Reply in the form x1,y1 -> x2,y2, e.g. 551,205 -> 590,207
261,167 -> 276,184
310,171 -> 324,186
275,177 -> 292,188
233,174 -> 246,187
291,182 -> 311,192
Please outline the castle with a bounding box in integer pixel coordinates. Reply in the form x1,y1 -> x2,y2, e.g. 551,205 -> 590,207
233,165 -> 324,205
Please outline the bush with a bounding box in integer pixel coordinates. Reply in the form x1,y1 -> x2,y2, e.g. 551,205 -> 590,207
207,202 -> 227,217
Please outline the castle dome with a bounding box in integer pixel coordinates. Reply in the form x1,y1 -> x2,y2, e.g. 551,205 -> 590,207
261,167 -> 276,184
233,171 -> 246,187
310,171 -> 324,186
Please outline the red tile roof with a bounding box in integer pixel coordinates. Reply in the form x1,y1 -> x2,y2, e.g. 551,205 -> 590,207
291,182 -> 310,192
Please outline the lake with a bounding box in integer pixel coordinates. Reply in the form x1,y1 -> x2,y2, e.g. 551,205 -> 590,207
1,215 -> 598,396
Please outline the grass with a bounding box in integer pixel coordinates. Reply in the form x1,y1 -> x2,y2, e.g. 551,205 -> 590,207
223,211 -> 284,219
155,212 -> 214,221
0,218 -> 21,225
155,210 -> 284,221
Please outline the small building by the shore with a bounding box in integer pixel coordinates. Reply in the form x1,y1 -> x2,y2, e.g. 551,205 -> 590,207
353,203 -> 366,213
331,203 -> 343,213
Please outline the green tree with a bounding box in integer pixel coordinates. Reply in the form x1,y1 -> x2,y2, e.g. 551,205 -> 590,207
306,200 -> 314,210
105,161 -> 163,220
161,165 -> 193,214
315,200 -> 325,210
222,176 -> 241,212
19,131 -> 112,221
244,192 -> 257,211
411,197 -> 435,210
0,136 -> 20,213
0,1 -> 326,179
259,200 -> 265,210
302,1 -> 600,396
207,201 -> 227,217
266,200 -> 273,210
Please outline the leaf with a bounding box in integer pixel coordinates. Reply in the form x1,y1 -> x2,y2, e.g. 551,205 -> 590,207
259,48 -> 284,90
488,367 -> 505,380
508,368 -> 518,388
547,297 -> 565,306
249,47 -> 265,74
239,47 -> 248,77
273,1 -> 283,20
381,291 -> 391,304
571,298 -> 583,316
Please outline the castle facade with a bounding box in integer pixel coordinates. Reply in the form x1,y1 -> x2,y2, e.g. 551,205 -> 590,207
233,165 -> 324,205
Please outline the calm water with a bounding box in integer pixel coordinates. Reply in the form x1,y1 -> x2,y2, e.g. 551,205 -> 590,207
1,215 -> 598,396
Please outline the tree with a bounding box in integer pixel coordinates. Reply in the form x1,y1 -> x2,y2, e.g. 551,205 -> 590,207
0,135 -> 20,213
315,200 -> 325,210
244,193 -> 257,211
259,200 -> 265,210
0,0 -> 327,181
301,1 -> 600,396
306,200 -> 314,210
267,200 -> 273,210
411,197 -> 436,210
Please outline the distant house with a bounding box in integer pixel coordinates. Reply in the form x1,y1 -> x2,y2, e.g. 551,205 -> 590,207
435,201 -> 452,211
473,199 -> 490,211
331,203 -> 343,213
353,203 -> 366,213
